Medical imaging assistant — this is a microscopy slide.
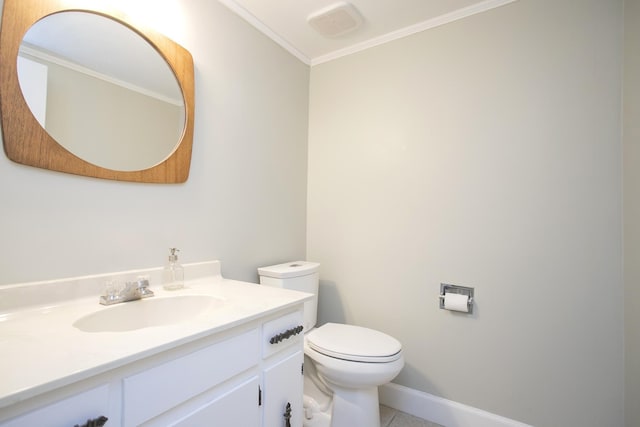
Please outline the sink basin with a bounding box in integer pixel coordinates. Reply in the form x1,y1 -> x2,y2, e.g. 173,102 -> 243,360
73,295 -> 224,332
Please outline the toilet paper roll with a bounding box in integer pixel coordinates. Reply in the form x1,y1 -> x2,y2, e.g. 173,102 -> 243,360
443,293 -> 469,312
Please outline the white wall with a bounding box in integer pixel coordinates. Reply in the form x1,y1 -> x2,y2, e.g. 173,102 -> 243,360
0,0 -> 310,285
307,0 -> 624,426
624,0 -> 640,426
44,61 -> 183,171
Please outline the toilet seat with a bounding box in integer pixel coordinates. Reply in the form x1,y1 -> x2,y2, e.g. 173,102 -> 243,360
306,323 -> 402,363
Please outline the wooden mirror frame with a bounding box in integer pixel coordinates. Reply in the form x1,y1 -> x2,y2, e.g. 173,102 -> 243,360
0,0 -> 195,183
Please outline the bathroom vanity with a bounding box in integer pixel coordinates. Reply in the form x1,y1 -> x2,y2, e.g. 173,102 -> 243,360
0,261 -> 310,427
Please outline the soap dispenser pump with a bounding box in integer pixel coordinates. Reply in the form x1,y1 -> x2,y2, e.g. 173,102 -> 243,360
163,248 -> 184,290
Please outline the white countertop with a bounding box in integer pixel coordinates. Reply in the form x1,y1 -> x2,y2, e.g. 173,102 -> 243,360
0,261 -> 311,409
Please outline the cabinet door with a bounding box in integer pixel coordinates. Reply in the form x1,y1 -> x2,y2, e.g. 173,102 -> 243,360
123,329 -> 260,426
0,384 -> 111,427
263,350 -> 303,427
168,376 -> 260,427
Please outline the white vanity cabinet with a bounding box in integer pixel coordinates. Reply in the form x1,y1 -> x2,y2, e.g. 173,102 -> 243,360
137,308 -> 306,427
263,351 -> 304,427
261,310 -> 305,427
0,307 -> 306,427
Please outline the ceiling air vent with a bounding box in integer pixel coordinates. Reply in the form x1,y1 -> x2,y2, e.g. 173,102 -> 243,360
307,2 -> 363,38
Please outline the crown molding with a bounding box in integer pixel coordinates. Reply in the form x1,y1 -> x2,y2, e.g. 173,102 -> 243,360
218,0 -> 518,67
217,0 -> 312,65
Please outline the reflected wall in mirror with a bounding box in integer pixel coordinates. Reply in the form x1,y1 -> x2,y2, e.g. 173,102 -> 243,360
0,0 -> 195,183
19,11 -> 186,172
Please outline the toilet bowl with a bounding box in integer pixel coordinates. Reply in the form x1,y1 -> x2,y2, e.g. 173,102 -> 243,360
258,262 -> 404,427
304,323 -> 404,427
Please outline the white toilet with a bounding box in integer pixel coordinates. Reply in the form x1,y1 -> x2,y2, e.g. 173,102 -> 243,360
258,261 -> 404,427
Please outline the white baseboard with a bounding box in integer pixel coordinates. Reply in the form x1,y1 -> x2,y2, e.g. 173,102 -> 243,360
379,383 -> 532,427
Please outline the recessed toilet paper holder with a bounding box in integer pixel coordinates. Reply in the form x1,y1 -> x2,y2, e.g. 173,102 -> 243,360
439,283 -> 474,314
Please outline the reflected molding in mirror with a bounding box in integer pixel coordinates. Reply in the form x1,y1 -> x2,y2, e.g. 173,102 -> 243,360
0,0 -> 195,183
18,11 -> 186,172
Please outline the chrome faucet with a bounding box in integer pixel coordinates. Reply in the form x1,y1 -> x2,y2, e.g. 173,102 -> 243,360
100,277 -> 154,305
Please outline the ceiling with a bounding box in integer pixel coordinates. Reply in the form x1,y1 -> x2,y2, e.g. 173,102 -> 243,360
218,0 -> 517,66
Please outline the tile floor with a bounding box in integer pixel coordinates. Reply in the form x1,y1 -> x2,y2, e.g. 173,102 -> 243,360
380,405 -> 444,427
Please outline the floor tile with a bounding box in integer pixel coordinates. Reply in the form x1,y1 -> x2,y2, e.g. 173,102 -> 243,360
380,405 -> 445,427
389,411 -> 444,427
380,405 -> 396,427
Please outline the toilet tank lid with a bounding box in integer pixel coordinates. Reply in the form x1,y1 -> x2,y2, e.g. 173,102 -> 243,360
258,261 -> 320,279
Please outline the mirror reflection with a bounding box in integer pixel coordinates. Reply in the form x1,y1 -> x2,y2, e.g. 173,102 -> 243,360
17,11 -> 186,172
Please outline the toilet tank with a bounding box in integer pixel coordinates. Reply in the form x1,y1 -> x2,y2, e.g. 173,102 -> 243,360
258,261 -> 320,331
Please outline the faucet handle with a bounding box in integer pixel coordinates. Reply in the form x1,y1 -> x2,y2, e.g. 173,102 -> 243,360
100,279 -> 122,305
135,275 -> 150,288
134,276 -> 154,297
104,280 -> 118,298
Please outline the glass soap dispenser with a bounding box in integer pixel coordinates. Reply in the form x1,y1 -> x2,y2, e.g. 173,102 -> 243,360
162,248 -> 184,290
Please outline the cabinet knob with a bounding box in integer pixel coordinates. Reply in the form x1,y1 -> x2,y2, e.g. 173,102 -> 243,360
284,402 -> 292,427
73,415 -> 108,427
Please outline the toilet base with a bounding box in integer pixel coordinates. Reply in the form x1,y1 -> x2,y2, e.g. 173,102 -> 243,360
302,388 -> 381,427
303,365 -> 381,427
302,401 -> 331,427
330,385 -> 380,427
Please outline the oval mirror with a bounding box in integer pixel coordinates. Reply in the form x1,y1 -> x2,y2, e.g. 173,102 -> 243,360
0,0 -> 195,183
17,11 -> 185,172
